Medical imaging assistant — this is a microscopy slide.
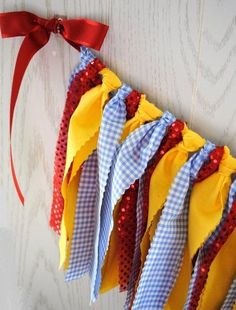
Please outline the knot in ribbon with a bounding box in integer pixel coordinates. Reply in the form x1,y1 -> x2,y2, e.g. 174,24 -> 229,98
36,16 -> 64,34
0,11 -> 109,204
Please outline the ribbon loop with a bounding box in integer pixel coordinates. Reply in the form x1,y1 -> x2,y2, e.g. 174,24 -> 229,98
0,11 -> 109,205
0,11 -> 35,37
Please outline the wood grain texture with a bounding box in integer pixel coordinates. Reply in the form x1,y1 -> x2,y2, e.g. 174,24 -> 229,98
0,0 -> 236,309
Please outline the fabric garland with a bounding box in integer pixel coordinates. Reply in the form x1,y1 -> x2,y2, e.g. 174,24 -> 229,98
1,11 -> 236,308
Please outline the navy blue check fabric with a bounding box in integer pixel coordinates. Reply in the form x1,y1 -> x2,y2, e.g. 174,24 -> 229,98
221,277 -> 236,310
184,179 -> 236,309
132,141 -> 215,310
65,150 -> 98,281
90,111 -> 176,302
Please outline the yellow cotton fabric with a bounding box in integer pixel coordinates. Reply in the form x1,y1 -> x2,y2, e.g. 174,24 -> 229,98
189,146 -> 236,259
198,229 -> 236,310
140,127 -> 205,264
59,68 -> 122,269
165,146 -> 236,310
100,96 -> 163,293
100,202 -> 120,292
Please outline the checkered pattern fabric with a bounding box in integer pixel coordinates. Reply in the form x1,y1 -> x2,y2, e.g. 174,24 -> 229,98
69,47 -> 95,86
132,141 -> 215,310
184,179 -> 236,309
125,175 -> 145,310
97,83 -> 132,200
90,111 -> 176,302
90,83 -> 133,297
221,277 -> 236,310
65,150 -> 98,281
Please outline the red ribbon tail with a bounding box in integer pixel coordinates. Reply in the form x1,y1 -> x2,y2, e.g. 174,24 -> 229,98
10,146 -> 24,205
10,26 -> 50,129
9,26 -> 50,204
0,11 -> 109,205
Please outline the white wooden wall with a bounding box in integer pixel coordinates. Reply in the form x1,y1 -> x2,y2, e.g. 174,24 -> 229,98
0,1 -> 236,309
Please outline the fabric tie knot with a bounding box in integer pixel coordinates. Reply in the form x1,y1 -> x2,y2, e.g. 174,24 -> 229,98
190,141 -> 216,180
177,127 -> 205,152
101,68 -> 122,93
218,146 -> 236,176
116,84 -> 132,101
159,111 -> 176,126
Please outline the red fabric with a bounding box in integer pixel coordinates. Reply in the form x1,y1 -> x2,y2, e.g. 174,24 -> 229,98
117,90 -> 141,292
125,90 -> 141,119
195,146 -> 224,183
0,11 -> 109,205
50,59 -> 104,234
118,180 -> 139,292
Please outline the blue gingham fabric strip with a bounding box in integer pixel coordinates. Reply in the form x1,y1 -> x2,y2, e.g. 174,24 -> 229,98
97,83 -> 132,201
132,141 -> 215,310
65,150 -> 98,281
90,84 -> 133,297
221,277 -> 236,310
184,179 -> 236,309
125,175 -> 145,310
69,46 -> 95,86
90,111 -> 176,302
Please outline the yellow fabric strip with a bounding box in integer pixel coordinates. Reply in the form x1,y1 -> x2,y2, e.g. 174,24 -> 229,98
100,202 -> 120,293
100,96 -> 163,293
189,146 -> 236,260
59,171 -> 81,269
148,127 -> 205,232
140,127 -> 205,264
197,229 -> 236,310
59,68 -> 122,268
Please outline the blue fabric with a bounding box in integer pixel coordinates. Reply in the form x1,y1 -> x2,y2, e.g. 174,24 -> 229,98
90,83 -> 133,291
64,46 -> 97,280
132,141 -> 215,310
90,111 -> 176,302
184,179 -> 236,309
65,150 -> 98,281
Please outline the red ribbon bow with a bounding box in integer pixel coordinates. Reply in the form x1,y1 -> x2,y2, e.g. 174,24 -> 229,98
0,11 -> 109,205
